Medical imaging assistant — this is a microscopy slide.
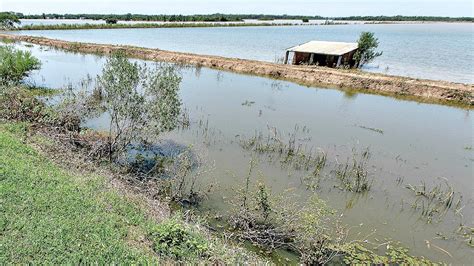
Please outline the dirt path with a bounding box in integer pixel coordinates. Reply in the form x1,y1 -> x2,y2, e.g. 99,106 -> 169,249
1,33 -> 472,107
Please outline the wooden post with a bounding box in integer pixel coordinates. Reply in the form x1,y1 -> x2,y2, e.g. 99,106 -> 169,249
309,53 -> 315,65
336,56 -> 342,67
284,51 -> 289,64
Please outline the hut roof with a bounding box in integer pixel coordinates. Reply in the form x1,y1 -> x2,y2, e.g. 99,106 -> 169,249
287,41 -> 358,56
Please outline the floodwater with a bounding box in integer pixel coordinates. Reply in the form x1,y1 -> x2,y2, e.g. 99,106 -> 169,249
12,23 -> 474,84
17,42 -> 474,264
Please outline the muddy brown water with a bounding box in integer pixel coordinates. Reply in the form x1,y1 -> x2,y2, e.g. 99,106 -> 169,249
18,43 -> 474,263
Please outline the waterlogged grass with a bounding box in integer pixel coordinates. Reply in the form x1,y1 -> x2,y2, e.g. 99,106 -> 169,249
0,123 -> 263,264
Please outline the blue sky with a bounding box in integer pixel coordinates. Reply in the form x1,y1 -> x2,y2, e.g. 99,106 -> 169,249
1,0 -> 473,17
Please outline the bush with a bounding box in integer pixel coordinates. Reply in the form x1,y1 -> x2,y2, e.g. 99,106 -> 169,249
148,217 -> 209,260
72,52 -> 182,162
105,18 -> 118,24
0,46 -> 41,85
354,32 -> 383,68
0,87 -> 48,123
0,12 -> 21,29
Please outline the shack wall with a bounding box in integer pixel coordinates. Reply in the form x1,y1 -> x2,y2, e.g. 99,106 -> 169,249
290,49 -> 358,68
292,52 -> 311,65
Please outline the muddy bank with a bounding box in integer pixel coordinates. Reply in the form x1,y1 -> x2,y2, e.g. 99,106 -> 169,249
1,33 -> 472,106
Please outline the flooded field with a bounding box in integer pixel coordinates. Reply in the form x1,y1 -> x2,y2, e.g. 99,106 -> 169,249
18,42 -> 474,263
12,23 -> 474,83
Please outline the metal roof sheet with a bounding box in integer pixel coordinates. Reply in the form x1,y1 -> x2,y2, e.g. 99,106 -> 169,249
287,41 -> 358,56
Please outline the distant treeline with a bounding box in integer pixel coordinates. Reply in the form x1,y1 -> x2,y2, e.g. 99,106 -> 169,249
8,13 -> 473,22
15,13 -> 324,22
334,15 -> 473,22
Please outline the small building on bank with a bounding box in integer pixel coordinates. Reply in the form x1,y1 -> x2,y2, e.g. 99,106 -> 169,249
284,41 -> 359,68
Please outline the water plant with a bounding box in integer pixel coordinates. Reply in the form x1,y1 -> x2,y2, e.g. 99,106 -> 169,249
239,125 -> 327,173
334,147 -> 372,193
357,125 -> 384,134
406,178 -> 463,223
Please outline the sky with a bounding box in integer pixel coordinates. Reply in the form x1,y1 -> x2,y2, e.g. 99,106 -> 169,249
1,0 -> 473,17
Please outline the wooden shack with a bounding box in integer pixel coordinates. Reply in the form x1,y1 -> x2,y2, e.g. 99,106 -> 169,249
285,41 -> 358,68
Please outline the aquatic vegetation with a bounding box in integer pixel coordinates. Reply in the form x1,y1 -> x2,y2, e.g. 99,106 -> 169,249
239,125 -> 327,173
241,100 -> 255,106
334,148 -> 372,193
406,178 -> 463,223
357,124 -> 384,134
239,127 -> 375,193
338,242 -> 435,264
228,166 -> 347,264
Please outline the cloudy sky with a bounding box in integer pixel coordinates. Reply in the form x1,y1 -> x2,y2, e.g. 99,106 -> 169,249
1,0 -> 472,17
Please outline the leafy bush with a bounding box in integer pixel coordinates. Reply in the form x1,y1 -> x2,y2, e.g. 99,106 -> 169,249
148,217 -> 209,260
85,52 -> 182,161
354,32 -> 383,68
0,12 -> 21,29
0,46 -> 41,85
105,18 -> 118,24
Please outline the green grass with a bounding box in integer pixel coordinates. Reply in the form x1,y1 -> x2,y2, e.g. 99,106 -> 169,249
0,123 -> 159,263
0,123 -> 265,264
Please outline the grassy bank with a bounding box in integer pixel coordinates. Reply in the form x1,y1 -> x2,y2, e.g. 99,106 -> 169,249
16,22 -> 299,31
0,122 -> 263,264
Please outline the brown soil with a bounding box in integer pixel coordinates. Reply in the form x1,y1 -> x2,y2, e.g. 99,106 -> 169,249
1,33 -> 472,107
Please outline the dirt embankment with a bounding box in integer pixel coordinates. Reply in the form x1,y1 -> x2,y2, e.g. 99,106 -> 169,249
1,33 -> 472,107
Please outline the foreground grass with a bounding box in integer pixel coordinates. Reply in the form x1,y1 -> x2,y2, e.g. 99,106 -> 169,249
0,124 -> 159,263
0,123 -> 259,264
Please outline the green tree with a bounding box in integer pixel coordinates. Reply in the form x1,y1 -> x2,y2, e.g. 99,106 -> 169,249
0,12 -> 21,29
354,32 -> 383,68
0,46 -> 41,85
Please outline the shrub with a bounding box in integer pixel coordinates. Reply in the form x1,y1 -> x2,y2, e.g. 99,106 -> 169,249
0,87 -> 48,123
0,86 -> 80,130
105,18 -> 118,24
93,52 -> 182,161
148,217 -> 209,260
354,32 -> 383,68
0,12 -> 21,29
229,168 -> 346,264
0,46 -> 41,85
